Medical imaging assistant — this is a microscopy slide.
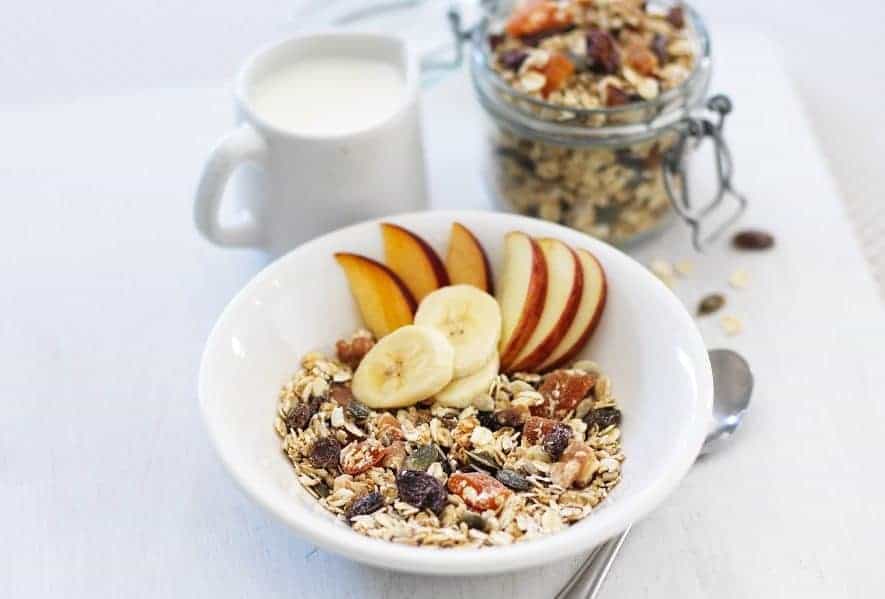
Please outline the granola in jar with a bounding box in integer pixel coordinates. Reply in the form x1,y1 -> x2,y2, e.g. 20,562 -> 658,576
473,0 -> 711,246
274,331 -> 624,549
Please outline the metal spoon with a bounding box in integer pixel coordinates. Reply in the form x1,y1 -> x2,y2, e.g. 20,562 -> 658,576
555,349 -> 753,599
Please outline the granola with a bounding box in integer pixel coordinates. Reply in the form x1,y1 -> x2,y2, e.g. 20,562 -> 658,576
274,330 -> 624,548
482,0 -> 700,245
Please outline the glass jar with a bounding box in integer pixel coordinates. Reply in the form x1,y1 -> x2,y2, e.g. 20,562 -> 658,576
466,0 -> 745,249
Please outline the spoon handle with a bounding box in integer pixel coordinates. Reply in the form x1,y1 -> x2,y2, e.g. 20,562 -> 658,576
555,526 -> 631,599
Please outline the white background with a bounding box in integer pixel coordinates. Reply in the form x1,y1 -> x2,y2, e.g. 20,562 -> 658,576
2,2 -> 885,598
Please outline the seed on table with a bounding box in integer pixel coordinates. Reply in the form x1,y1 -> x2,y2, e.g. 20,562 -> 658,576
697,293 -> 725,316
732,229 -> 774,250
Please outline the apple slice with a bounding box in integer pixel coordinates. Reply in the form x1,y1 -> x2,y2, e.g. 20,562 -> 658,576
539,248 -> 607,371
445,222 -> 494,294
334,253 -> 417,339
507,238 -> 583,372
380,223 -> 449,302
496,232 -> 548,367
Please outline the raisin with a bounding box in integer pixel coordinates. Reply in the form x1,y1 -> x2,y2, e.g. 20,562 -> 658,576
285,396 -> 321,431
309,437 -> 341,470
523,416 -> 559,445
345,399 -> 371,421
667,5 -> 685,28
495,406 -> 529,428
538,370 -> 596,418
542,423 -> 573,460
336,335 -> 374,368
732,230 -> 775,250
403,444 -> 439,472
396,470 -> 448,514
346,491 -> 384,520
584,406 -> 622,429
330,385 -> 354,406
651,33 -> 668,64
499,49 -> 529,71
697,293 -> 725,316
488,33 -> 505,50
476,411 -> 501,431
447,472 -> 512,512
339,440 -> 385,475
496,469 -> 532,492
605,84 -> 630,107
586,29 -> 620,75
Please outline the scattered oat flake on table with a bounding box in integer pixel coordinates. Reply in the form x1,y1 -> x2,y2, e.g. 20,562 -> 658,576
729,268 -> 749,289
720,315 -> 743,336
674,260 -> 695,276
649,258 -> 675,287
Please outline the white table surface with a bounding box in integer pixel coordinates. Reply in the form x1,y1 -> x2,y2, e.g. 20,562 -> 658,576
2,20 -> 884,599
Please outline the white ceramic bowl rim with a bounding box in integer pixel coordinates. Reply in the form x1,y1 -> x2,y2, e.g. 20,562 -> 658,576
198,210 -> 713,575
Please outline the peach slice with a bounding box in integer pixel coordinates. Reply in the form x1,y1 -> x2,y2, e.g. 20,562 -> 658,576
381,223 -> 449,302
539,248 -> 607,371
496,232 -> 548,367
445,222 -> 494,294
334,253 -> 417,339
507,238 -> 583,372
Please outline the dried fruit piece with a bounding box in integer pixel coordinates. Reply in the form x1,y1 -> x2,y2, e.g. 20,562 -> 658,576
340,440 -> 385,475
476,410 -> 501,431
583,406 -> 621,429
345,399 -> 371,421
285,396 -> 321,431
336,335 -> 375,368
346,491 -> 384,520
396,470 -> 448,514
496,468 -> 532,491
403,444 -> 439,472
651,33 -> 669,64
550,440 -> 599,488
667,5 -> 685,28
500,49 -> 529,71
523,415 -> 559,444
447,472 -> 512,512
604,84 -> 629,107
542,423 -> 573,459
309,437 -> 341,470
697,293 -> 725,316
505,0 -> 573,38
541,52 -> 575,96
495,405 -> 530,428
732,230 -> 774,250
488,33 -> 505,50
465,450 -> 500,473
537,370 -> 596,418
586,29 -> 620,74
330,385 -> 354,406
626,46 -> 659,76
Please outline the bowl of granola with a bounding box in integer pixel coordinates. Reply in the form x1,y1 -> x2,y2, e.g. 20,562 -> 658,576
198,210 -> 712,574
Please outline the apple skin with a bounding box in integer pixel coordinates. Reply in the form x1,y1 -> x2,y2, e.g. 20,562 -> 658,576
498,232 -> 548,368
446,222 -> 495,295
381,223 -> 449,302
507,239 -> 583,373
540,248 -> 607,371
334,252 -> 417,338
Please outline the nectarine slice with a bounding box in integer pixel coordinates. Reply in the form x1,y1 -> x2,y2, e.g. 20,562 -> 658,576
445,222 -> 494,294
381,223 -> 449,302
539,248 -> 607,371
507,238 -> 583,372
334,252 -> 417,339
496,232 -> 548,367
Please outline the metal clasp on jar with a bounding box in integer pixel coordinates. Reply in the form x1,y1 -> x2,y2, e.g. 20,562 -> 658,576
663,95 -> 747,250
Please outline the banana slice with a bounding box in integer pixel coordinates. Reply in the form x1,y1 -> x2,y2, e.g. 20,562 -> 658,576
434,353 -> 500,409
352,325 -> 455,409
414,285 -> 502,378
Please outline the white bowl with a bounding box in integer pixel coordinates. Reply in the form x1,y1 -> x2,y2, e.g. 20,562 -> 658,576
198,210 -> 713,575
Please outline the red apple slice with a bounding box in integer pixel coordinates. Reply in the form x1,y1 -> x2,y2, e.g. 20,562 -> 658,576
539,248 -> 607,371
496,232 -> 548,367
445,222 -> 494,294
334,252 -> 417,338
381,223 -> 449,302
507,238 -> 583,372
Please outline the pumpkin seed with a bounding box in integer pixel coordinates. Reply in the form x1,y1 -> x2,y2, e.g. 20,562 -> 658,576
496,469 -> 532,492
465,450 -> 500,473
403,444 -> 439,472
460,512 -> 490,532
